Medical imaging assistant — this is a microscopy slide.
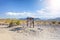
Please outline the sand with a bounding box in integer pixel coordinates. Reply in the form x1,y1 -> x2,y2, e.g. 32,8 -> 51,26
0,25 -> 60,40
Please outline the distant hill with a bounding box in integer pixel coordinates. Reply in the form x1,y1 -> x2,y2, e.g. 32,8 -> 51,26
34,18 -> 41,20
19,18 -> 41,20
19,18 -> 26,20
47,17 -> 60,21
19,17 -> 59,21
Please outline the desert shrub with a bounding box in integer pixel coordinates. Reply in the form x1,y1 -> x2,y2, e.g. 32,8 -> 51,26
58,22 -> 60,24
52,21 -> 56,24
16,21 -> 20,25
8,21 -> 14,27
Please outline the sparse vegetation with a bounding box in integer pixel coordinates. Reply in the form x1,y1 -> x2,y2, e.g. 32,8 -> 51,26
16,21 -> 20,25
0,19 -> 60,27
52,21 -> 56,24
58,22 -> 60,24
8,21 -> 14,27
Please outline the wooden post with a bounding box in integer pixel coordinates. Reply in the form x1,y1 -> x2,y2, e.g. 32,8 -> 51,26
26,17 -> 34,28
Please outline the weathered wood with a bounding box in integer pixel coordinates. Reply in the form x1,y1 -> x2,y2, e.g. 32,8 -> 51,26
26,17 -> 34,28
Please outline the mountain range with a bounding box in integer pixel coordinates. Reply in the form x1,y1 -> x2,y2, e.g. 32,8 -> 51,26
19,17 -> 60,21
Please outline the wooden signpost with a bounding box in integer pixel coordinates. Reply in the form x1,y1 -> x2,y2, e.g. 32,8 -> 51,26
27,17 -> 34,28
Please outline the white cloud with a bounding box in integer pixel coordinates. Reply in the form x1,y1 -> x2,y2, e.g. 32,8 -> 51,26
36,0 -> 60,19
6,12 -> 20,16
6,12 -> 36,18
37,8 -> 60,19
5,0 -> 60,19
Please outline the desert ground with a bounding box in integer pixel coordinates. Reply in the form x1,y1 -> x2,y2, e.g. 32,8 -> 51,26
0,25 -> 60,40
0,19 -> 60,40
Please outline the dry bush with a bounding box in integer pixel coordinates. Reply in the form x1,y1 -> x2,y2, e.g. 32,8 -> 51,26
58,22 -> 60,24
8,21 -> 14,27
16,21 -> 20,25
52,21 -> 56,24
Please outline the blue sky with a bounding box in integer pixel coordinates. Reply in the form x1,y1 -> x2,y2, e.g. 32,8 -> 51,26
0,0 -> 60,19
